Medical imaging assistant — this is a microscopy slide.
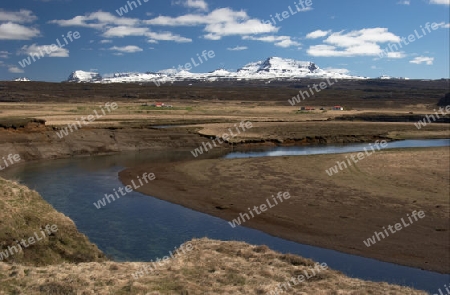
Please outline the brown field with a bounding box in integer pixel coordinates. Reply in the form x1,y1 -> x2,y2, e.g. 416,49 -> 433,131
1,80 -> 448,107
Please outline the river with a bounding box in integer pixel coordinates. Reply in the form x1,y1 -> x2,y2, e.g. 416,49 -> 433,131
1,139 -> 449,293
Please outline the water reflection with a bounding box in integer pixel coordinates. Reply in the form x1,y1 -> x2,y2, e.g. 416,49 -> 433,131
224,139 -> 450,159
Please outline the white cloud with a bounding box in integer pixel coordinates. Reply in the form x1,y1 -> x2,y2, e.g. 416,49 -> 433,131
50,8 -> 294,46
49,11 -> 139,29
103,26 -> 150,37
50,11 -> 191,43
103,26 -> 192,42
227,46 -> 248,51
243,35 -> 301,48
397,0 -> 410,4
0,9 -> 37,23
251,22 -> 280,35
409,56 -> 434,65
202,33 -> 220,40
0,9 -> 40,41
174,0 -> 208,11
386,51 -> 407,58
146,31 -> 191,43
275,39 -> 302,48
435,22 -> 450,28
327,28 -> 400,45
306,30 -> 330,39
18,44 -> 69,57
307,28 -> 401,57
429,0 -> 449,4
8,66 -> 25,73
323,67 -> 350,74
0,51 -> 10,58
109,45 -> 143,53
0,22 -> 40,40
146,8 -> 278,39
99,39 -> 113,44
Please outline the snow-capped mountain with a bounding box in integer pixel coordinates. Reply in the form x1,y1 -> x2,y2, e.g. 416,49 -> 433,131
13,77 -> 30,82
67,57 -> 366,83
67,71 -> 102,83
237,57 -> 318,78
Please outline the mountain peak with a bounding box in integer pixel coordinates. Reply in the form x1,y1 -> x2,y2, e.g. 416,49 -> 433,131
67,57 -> 365,83
68,71 -> 102,83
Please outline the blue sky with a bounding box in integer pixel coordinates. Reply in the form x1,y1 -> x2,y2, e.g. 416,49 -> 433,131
0,0 -> 449,81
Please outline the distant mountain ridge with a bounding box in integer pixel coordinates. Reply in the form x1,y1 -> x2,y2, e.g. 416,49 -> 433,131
13,77 -> 30,82
67,57 -> 368,83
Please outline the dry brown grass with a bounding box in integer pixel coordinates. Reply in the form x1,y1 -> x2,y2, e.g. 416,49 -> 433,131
0,101 -> 448,131
0,238 -> 428,295
193,121 -> 449,142
0,177 -> 106,266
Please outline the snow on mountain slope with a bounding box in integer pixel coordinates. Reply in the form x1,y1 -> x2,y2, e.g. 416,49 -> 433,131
13,77 -> 30,82
68,71 -> 102,83
66,57 -> 366,83
237,57 -> 317,78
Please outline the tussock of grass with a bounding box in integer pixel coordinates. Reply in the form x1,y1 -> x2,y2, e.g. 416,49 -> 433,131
0,239 -> 429,295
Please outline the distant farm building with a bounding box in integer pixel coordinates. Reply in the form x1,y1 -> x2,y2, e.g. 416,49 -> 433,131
149,102 -> 173,108
332,106 -> 344,111
300,106 -> 315,111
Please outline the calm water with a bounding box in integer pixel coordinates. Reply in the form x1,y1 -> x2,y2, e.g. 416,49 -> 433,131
224,139 -> 450,159
2,140 -> 449,293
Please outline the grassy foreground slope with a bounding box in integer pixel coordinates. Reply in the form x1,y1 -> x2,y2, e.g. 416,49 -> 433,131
0,176 -> 430,294
0,239 -> 429,295
0,177 -> 106,266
